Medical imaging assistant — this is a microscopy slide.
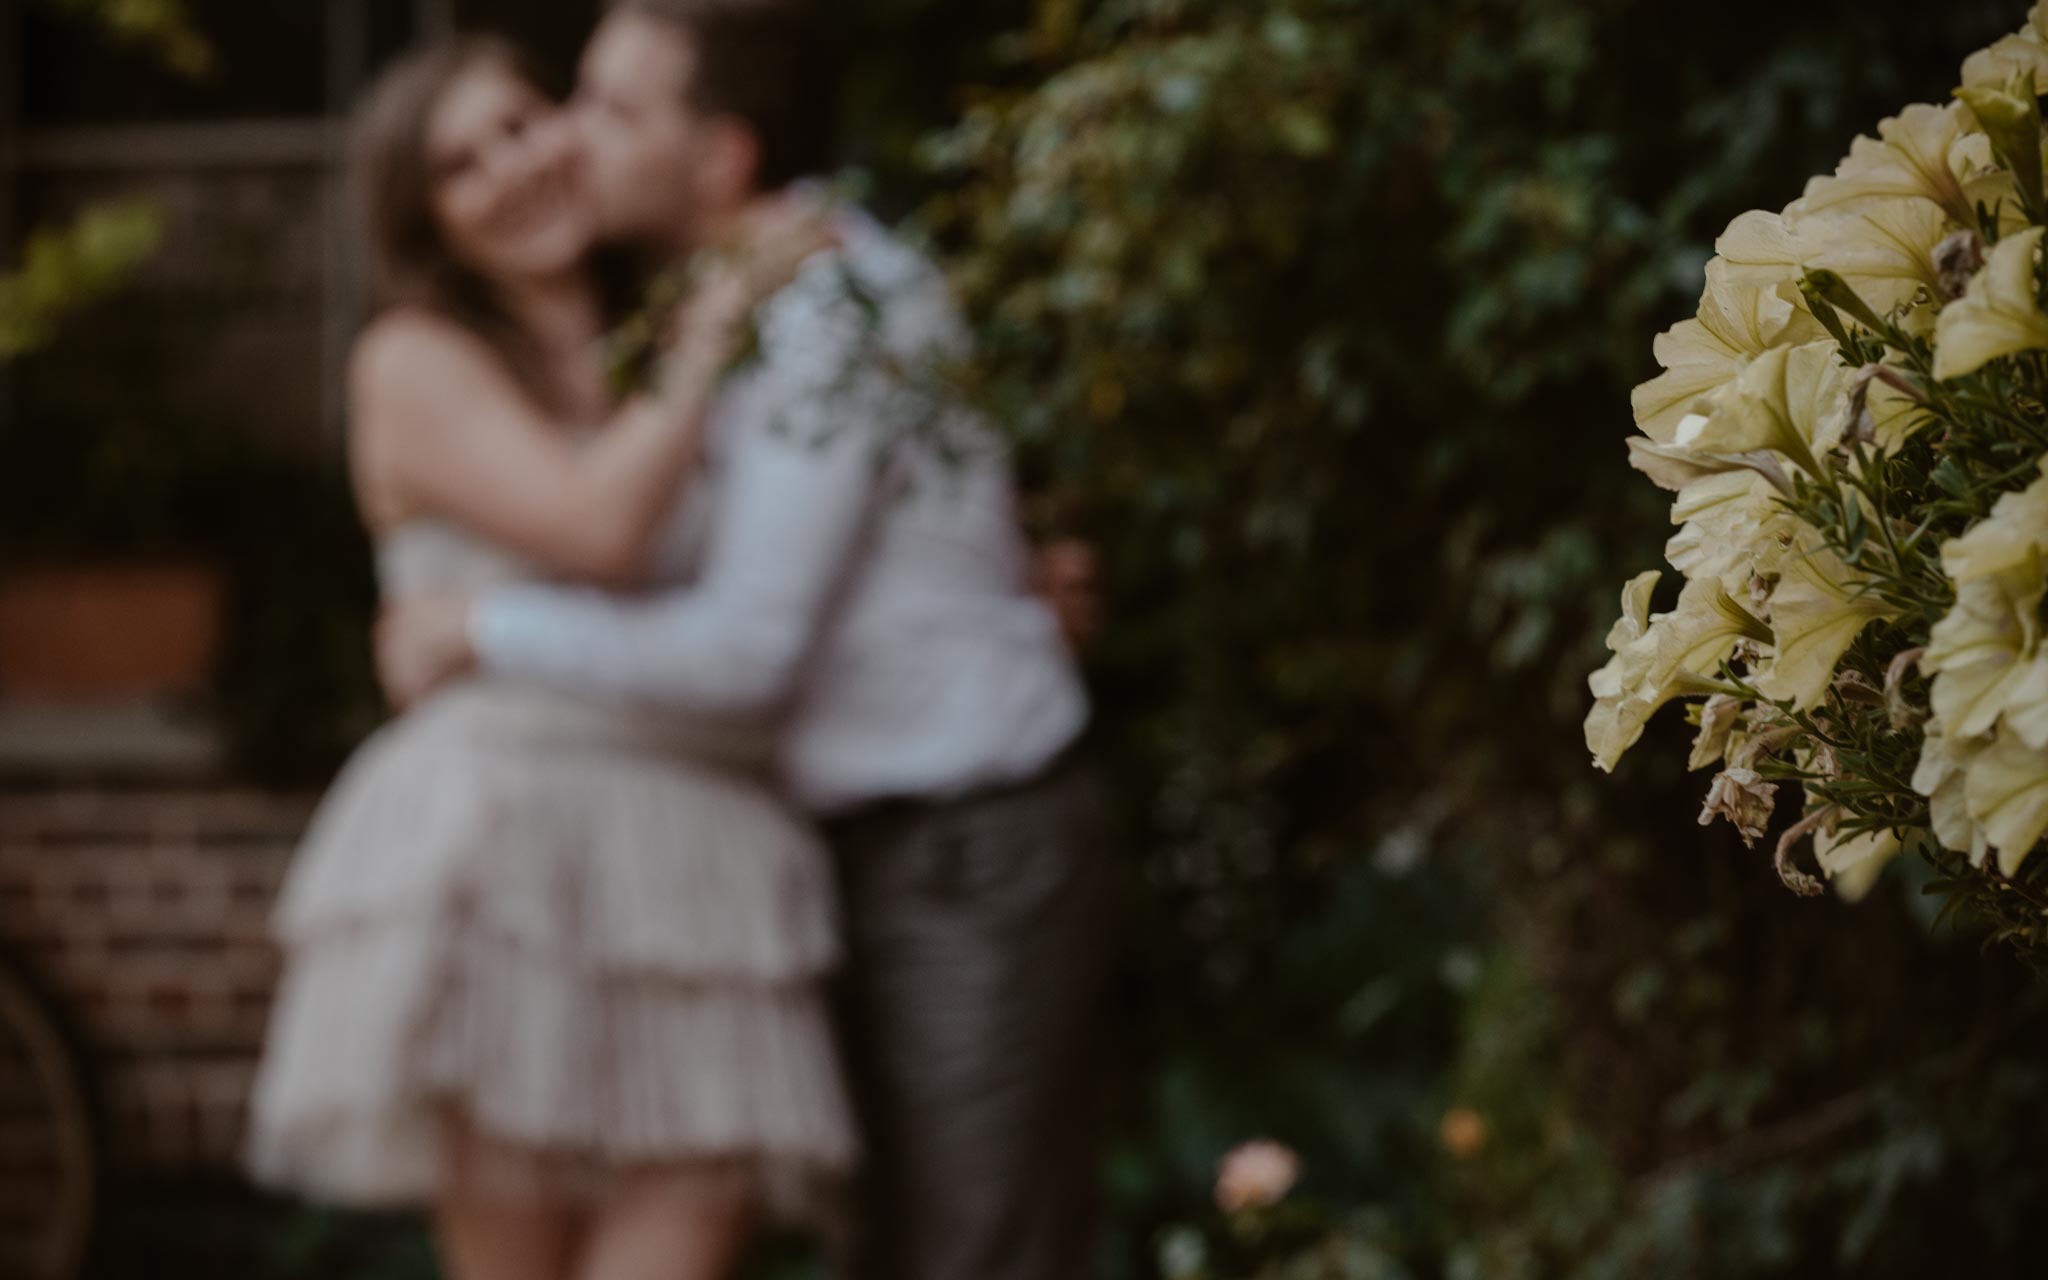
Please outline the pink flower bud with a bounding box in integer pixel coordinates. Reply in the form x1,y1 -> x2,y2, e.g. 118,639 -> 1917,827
1214,1139 -> 1300,1213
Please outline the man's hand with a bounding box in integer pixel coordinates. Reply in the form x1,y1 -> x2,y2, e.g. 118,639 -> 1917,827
375,591 -> 480,710
1032,538 -> 1099,653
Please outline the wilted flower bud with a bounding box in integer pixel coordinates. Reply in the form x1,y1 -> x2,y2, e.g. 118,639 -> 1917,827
1933,229 -> 1987,300
1806,737 -> 1841,782
1773,805 -> 1838,898
1700,767 -> 1778,847
1214,1140 -> 1301,1213
1885,646 -> 1928,732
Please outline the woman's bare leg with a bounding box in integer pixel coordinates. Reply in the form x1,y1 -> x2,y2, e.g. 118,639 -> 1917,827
434,1197 -> 581,1280
432,1114 -> 585,1280
572,1168 -> 755,1280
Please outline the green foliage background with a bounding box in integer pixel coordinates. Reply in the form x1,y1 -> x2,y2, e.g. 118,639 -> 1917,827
18,0 -> 2048,1277
904,1 -> 2048,1276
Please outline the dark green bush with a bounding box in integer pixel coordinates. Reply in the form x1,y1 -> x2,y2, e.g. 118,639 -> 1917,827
916,0 -> 2048,1275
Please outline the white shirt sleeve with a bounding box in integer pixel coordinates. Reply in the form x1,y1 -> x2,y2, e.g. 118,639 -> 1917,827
471,263 -> 892,715
471,421 -> 877,715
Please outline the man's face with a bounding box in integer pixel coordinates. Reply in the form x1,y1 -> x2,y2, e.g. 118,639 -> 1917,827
570,11 -> 712,251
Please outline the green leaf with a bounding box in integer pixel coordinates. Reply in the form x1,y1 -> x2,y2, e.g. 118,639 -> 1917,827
0,199 -> 163,358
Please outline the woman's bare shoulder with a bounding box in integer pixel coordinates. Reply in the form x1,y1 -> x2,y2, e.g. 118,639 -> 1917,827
350,307 -> 507,406
347,309 -> 526,529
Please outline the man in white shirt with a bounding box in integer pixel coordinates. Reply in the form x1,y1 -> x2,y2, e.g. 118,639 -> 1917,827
377,3 -> 1115,1277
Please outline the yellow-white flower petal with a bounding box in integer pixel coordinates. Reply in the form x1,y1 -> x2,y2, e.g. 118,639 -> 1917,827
1585,574 -> 1768,772
1863,369 -> 1929,454
1965,731 -> 2048,875
1944,131 -> 2036,239
1713,209 -> 1806,289
1680,341 -> 1849,477
1789,102 -> 1975,227
1950,131 -> 1997,179
1627,435 -> 1733,492
1798,198 -> 1949,317
1962,4 -> 2048,88
1913,722 -> 1992,865
1604,569 -> 1662,654
1964,35 -> 2048,88
1586,572 -> 1665,770
1688,694 -> 1745,771
1932,225 -> 2048,380
1958,72 -> 2045,200
1752,539 -> 1906,711
1965,169 -> 2033,240
1940,461 -> 2048,583
1998,662 -> 2048,751
1814,827 -> 1902,902
1924,561 -> 2048,738
1630,261 -> 1824,441
1584,684 -> 1665,774
1643,575 -> 1774,694
1666,473 -> 1793,593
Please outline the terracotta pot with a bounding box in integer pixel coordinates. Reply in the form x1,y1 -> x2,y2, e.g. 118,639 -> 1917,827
0,563 -> 224,699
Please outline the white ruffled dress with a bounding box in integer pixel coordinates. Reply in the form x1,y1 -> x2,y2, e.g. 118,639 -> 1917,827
245,515 -> 855,1220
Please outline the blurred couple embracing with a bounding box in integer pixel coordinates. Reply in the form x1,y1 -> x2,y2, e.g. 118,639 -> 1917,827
242,3 -> 1115,1278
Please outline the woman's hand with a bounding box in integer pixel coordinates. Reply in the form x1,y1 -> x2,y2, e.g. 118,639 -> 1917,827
662,196 -> 841,383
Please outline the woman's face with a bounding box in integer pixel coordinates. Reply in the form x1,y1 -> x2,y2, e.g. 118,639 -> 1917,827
424,61 -> 594,285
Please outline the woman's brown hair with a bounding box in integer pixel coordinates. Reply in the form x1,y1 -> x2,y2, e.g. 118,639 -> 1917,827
349,36 -> 563,401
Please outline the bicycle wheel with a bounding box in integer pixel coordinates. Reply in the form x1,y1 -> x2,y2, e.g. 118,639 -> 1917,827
0,954 -> 97,1279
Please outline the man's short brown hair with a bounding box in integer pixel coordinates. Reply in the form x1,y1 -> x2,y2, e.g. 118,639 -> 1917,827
607,0 -> 839,190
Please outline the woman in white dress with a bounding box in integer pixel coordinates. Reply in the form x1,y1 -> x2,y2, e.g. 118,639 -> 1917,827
245,36 -> 855,1280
